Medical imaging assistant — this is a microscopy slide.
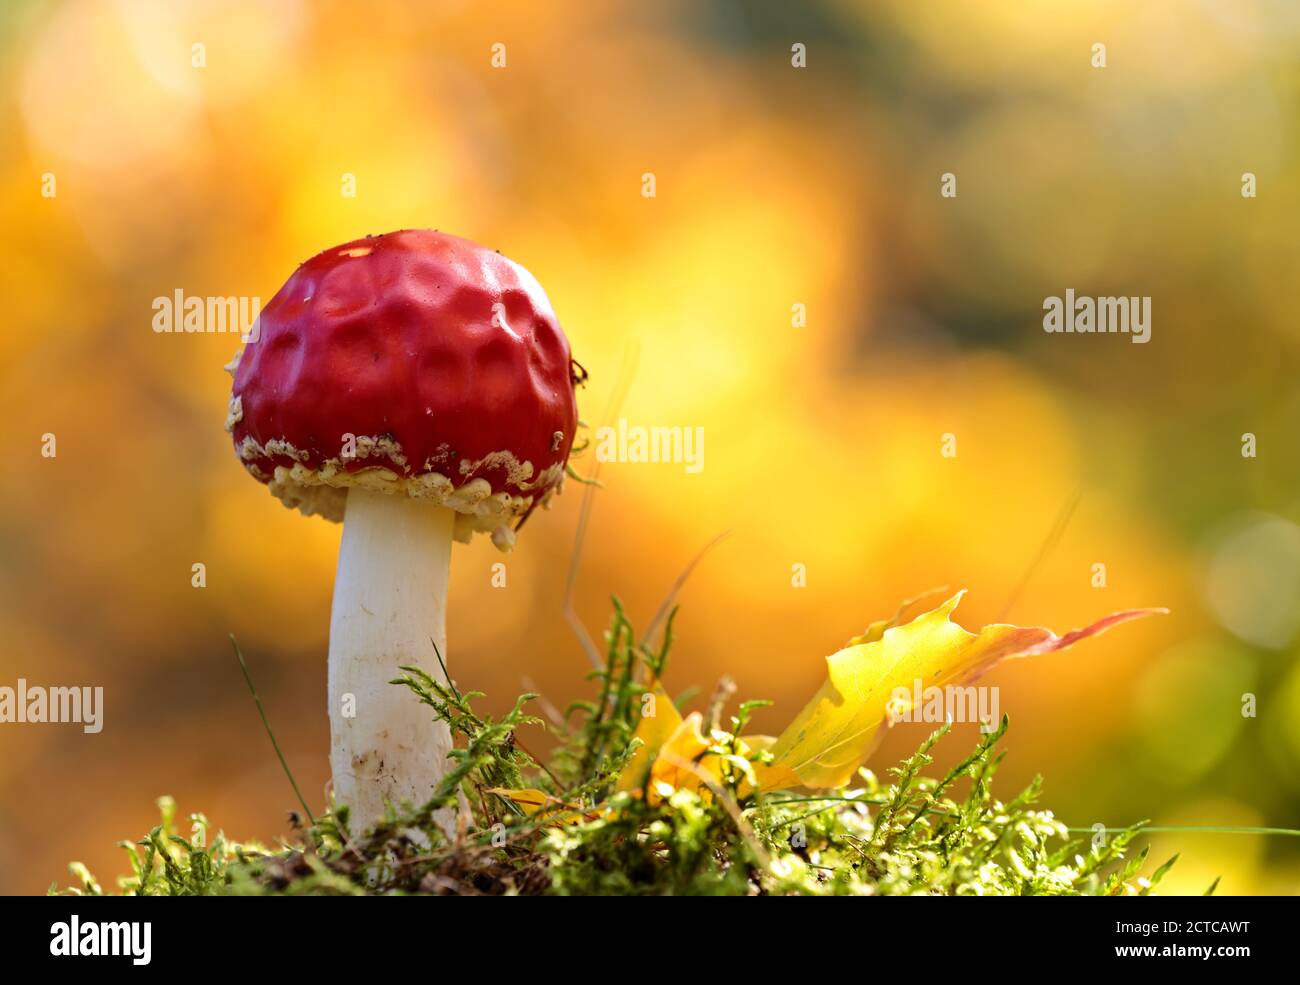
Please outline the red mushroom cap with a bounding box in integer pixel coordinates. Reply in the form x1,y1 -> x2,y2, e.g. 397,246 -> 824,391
226,230 -> 580,545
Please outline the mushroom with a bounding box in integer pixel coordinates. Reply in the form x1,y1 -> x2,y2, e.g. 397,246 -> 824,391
227,230 -> 580,831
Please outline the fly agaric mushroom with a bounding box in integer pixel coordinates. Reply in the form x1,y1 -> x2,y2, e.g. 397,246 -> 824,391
226,229 -> 579,831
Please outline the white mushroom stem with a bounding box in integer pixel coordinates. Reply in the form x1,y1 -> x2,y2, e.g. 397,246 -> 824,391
328,488 -> 455,832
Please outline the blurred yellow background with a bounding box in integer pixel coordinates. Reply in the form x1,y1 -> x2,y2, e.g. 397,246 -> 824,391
1,0 -> 1298,894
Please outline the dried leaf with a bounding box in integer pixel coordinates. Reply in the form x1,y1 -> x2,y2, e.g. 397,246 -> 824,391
615,684 -> 685,794
485,788 -> 600,825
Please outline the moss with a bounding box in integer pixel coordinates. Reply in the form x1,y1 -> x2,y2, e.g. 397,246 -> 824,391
57,603 -> 1174,897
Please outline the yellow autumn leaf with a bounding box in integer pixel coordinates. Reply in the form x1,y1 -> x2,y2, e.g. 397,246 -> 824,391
484,788 -> 600,825
756,591 -> 1164,790
641,712 -> 713,804
616,687 -> 717,804
615,685 -> 765,803
615,684 -> 685,794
